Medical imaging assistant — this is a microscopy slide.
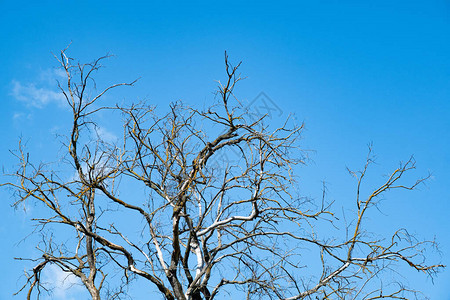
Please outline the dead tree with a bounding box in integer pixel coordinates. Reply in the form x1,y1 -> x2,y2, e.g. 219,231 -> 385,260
2,49 -> 444,300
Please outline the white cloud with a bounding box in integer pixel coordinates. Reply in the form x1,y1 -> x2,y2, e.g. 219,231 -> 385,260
12,111 -> 33,122
11,68 -> 67,108
39,68 -> 67,85
11,80 -> 66,108
54,68 -> 67,79
42,264 -> 86,300
96,126 -> 119,143
12,112 -> 24,120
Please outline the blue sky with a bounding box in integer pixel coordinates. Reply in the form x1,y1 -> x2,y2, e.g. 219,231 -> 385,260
1,1 -> 449,299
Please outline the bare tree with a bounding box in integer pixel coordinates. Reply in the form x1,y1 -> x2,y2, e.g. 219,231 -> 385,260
2,49 -> 444,300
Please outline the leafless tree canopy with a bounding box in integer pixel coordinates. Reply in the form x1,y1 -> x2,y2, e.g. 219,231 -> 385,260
2,49 -> 444,300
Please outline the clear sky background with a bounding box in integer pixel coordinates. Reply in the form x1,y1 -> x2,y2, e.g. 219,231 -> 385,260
0,1 -> 449,299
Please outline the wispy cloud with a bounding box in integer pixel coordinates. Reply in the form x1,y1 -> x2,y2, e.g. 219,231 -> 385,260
12,111 -> 33,122
11,80 -> 66,108
42,264 -> 85,300
39,68 -> 66,85
96,126 -> 119,143
11,68 -> 66,108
